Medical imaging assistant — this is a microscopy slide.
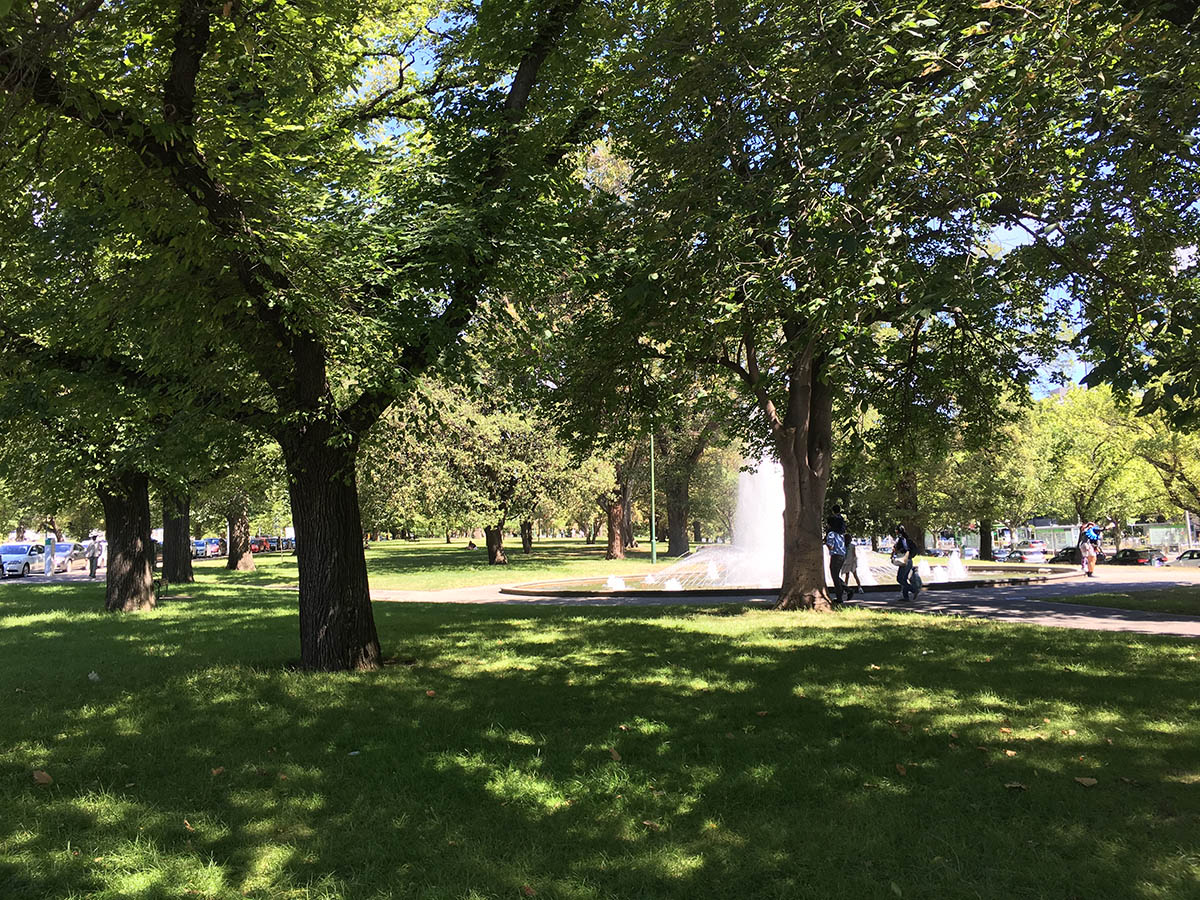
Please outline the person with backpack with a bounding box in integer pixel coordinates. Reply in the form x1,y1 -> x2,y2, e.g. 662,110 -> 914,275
1078,521 -> 1102,577
891,524 -> 920,602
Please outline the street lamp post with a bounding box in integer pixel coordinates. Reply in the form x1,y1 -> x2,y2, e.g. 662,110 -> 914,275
649,433 -> 657,565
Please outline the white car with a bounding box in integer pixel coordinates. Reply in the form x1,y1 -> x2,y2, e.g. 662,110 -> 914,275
962,547 -> 979,560
1166,549 -> 1200,567
2,542 -> 45,577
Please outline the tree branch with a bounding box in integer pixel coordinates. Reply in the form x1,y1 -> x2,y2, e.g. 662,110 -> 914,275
164,0 -> 213,126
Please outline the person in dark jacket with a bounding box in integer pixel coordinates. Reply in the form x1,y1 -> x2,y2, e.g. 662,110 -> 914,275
892,524 -> 920,602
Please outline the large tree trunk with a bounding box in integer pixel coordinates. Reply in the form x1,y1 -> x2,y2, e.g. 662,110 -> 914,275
602,495 -> 625,559
485,524 -> 508,564
775,350 -> 835,611
666,478 -> 691,557
897,470 -> 924,553
520,519 -> 534,554
445,530 -> 452,544
692,519 -> 701,544
620,478 -> 637,549
281,429 -> 381,672
162,491 -> 195,584
99,470 -> 155,612
226,501 -> 256,571
980,519 -> 994,561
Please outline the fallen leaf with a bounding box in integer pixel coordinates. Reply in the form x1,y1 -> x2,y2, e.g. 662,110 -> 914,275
976,746 -> 989,752
1043,717 -> 1051,723
999,727 -> 1012,734
756,710 -> 769,717
425,690 -> 436,697
521,886 -> 536,897
31,770 -> 52,785
183,819 -> 195,833
1005,750 -> 1017,757
949,731 -> 959,739
1106,738 -> 1114,745
210,767 -> 225,777
609,747 -> 622,761
618,724 -> 629,732
1074,776 -> 1098,787
641,820 -> 660,830
869,664 -> 881,671
895,763 -> 907,776
1061,729 -> 1077,736
278,774 -> 287,780
1004,782 -> 1028,790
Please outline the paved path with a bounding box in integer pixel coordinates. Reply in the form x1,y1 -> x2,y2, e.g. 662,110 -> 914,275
371,567 -> 1200,638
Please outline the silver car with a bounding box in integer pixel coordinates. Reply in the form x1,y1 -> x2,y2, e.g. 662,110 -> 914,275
53,542 -> 88,573
2,543 -> 45,577
1166,549 -> 1200,568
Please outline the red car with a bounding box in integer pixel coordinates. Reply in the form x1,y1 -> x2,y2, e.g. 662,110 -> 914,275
249,537 -> 271,553
1106,547 -> 1168,566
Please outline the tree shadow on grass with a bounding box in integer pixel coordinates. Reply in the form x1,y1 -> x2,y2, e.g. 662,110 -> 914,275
1,599 -> 1199,899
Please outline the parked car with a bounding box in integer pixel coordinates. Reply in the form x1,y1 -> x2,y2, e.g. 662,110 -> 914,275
1005,549 -> 1037,563
249,537 -> 270,553
2,542 -> 44,577
1011,541 -> 1047,563
192,539 -> 208,559
53,542 -> 87,573
1167,549 -> 1200,567
204,538 -> 223,557
1107,547 -> 1168,566
961,547 -> 979,560
1048,546 -> 1109,566
992,548 -> 1011,562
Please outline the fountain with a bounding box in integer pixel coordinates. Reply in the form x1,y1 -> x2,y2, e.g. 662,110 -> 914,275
502,456 -> 1077,598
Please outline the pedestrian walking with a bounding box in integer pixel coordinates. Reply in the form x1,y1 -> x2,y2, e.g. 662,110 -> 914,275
841,533 -> 863,600
85,537 -> 103,579
825,517 -> 847,605
891,524 -> 920,602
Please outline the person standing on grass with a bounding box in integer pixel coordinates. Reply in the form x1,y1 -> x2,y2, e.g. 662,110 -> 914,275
825,518 -> 847,605
1078,521 -> 1101,577
85,536 -> 103,579
892,524 -> 920,602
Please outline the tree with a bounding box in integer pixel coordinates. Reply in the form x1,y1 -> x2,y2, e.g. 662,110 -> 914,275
0,1 -> 610,669
600,0 -> 1086,608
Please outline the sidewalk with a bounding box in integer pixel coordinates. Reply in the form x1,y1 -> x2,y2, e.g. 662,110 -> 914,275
371,567 -> 1200,637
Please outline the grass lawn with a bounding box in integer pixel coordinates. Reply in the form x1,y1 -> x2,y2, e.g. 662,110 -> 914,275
1047,586 -> 1200,617
223,538 -> 677,592
2,569 -> 1200,899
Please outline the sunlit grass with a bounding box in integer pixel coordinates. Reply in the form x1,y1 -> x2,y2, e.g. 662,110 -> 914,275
1,575 -> 1198,899
212,537 -> 677,591
1049,586 -> 1200,616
